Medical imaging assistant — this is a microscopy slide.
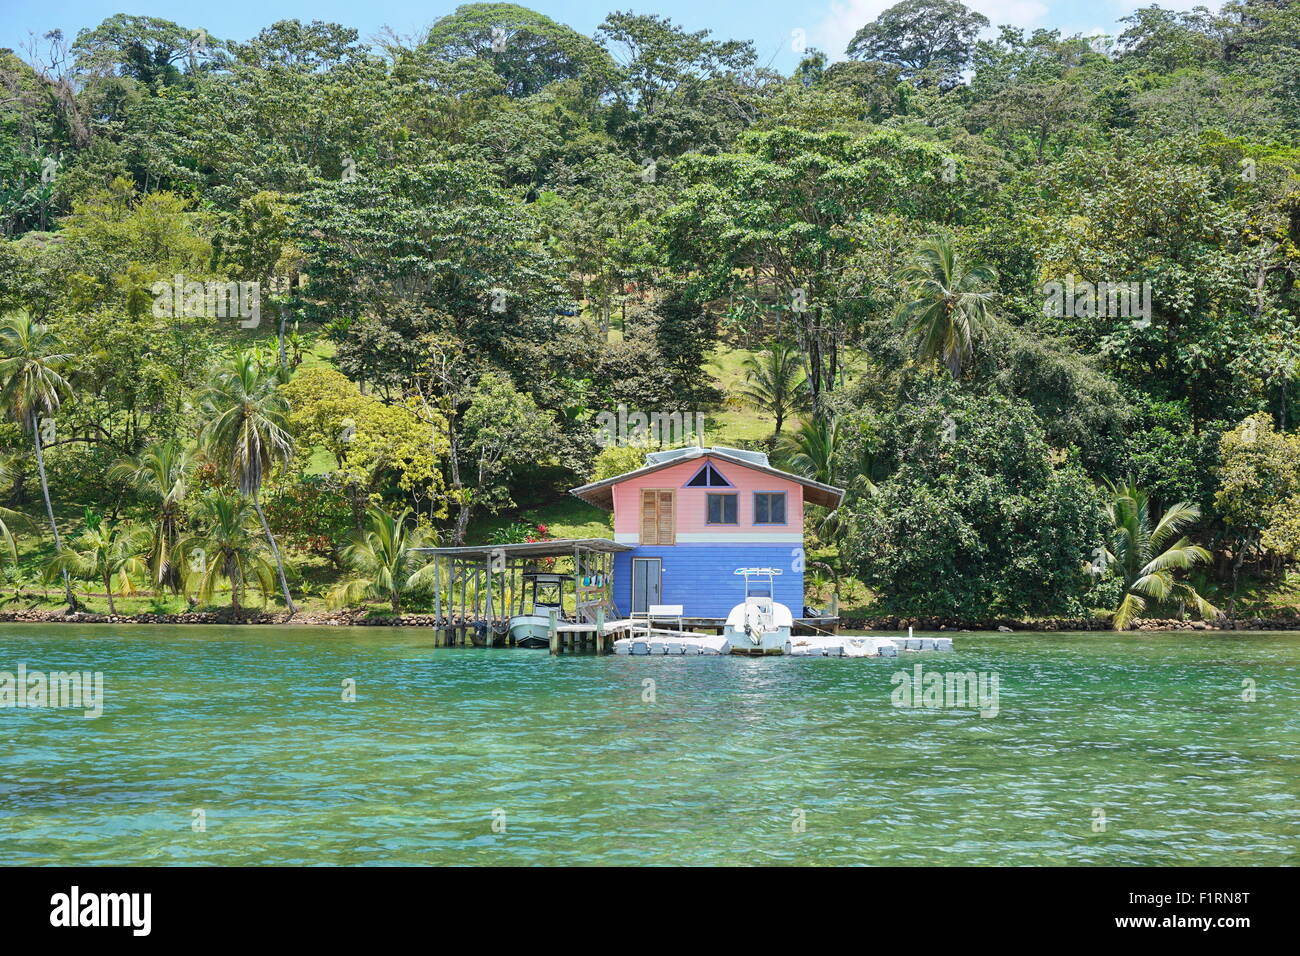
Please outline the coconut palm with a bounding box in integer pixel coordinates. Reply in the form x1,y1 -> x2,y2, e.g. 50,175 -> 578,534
0,454 -> 29,571
46,512 -> 150,615
775,417 -> 840,485
1100,478 -> 1219,630
894,237 -> 999,377
177,493 -> 276,613
327,506 -> 439,613
198,350 -> 297,613
0,314 -> 76,605
737,342 -> 807,435
109,440 -> 192,593
775,417 -> 878,544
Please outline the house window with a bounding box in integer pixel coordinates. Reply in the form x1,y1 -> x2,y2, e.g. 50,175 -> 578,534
707,493 -> 738,525
641,489 -> 675,545
685,463 -> 732,487
753,492 -> 787,525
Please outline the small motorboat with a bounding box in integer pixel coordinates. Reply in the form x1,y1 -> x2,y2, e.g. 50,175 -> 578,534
470,620 -> 507,648
723,568 -> 793,651
508,573 -> 570,648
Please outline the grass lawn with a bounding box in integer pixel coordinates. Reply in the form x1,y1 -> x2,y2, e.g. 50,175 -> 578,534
468,496 -> 612,542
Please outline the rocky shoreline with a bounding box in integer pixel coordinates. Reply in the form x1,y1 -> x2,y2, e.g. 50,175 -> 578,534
841,615 -> 1298,632
1,607 -> 1298,632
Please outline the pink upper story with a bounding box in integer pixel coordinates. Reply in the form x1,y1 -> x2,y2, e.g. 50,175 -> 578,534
611,455 -> 805,537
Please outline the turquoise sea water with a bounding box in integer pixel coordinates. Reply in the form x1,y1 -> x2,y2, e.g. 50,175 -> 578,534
0,623 -> 1296,866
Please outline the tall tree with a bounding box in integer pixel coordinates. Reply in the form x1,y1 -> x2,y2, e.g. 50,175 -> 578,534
663,127 -> 960,411
894,236 -> 999,377
424,3 -> 614,97
846,0 -> 989,86
299,151 -> 567,397
0,315 -> 77,606
596,11 -> 758,156
178,492 -> 276,613
109,439 -> 191,592
199,351 -> 297,613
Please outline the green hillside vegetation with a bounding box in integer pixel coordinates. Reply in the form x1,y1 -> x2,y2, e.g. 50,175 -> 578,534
1,2 -> 1299,627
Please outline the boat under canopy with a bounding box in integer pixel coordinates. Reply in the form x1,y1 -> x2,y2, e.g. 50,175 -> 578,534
410,539 -> 630,646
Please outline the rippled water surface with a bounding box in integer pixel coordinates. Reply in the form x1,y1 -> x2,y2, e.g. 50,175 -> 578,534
1,623 -> 1296,865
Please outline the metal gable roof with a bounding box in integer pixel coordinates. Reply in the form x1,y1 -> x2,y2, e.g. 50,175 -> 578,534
569,447 -> 845,511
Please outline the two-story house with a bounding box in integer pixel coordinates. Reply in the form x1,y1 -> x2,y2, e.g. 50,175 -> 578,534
570,446 -> 845,620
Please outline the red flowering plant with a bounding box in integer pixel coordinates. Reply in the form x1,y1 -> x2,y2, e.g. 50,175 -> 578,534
490,522 -> 556,568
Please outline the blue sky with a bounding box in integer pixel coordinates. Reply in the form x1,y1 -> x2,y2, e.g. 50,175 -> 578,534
0,0 -> 1213,73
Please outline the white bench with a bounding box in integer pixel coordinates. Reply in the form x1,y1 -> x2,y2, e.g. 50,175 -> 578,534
631,604 -> 684,636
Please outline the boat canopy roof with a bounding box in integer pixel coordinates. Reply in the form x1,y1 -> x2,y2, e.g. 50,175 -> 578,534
410,538 -> 631,561
527,572 -> 571,583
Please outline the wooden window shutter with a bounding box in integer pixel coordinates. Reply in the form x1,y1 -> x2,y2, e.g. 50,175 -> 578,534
656,490 -> 675,545
641,489 -> 675,545
641,489 -> 657,544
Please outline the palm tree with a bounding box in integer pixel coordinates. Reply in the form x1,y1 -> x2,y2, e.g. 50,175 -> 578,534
894,237 -> 999,377
198,350 -> 297,613
46,512 -> 150,615
177,493 -> 276,613
109,440 -> 192,593
775,417 -> 839,485
327,507 -> 439,613
737,342 -> 807,435
1099,478 -> 1219,630
0,314 -> 76,606
0,455 -> 30,573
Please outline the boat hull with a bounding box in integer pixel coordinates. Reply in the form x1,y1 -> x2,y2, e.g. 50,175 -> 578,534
722,624 -> 791,651
508,615 -> 554,649
723,598 -> 795,651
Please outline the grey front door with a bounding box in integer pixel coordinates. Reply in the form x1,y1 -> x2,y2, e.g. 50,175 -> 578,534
631,558 -> 662,613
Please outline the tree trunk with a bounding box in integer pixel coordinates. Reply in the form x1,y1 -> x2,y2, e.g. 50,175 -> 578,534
277,301 -> 289,372
278,316 -> 287,371
445,418 -> 469,545
454,500 -> 472,546
33,416 -> 76,608
252,493 -> 298,614
103,572 -> 116,615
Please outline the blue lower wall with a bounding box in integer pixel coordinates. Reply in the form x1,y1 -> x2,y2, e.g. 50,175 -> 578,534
613,544 -> 806,619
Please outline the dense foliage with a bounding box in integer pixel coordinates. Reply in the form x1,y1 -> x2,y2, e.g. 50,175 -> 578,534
0,1 -> 1297,625
843,382 -> 1110,619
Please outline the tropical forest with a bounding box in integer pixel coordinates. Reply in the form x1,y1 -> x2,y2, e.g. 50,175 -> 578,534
1,0 -> 1299,629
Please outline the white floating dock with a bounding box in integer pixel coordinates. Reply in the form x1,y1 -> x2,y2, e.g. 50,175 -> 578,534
785,635 -> 950,656
612,632 -> 952,657
613,631 -> 728,655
